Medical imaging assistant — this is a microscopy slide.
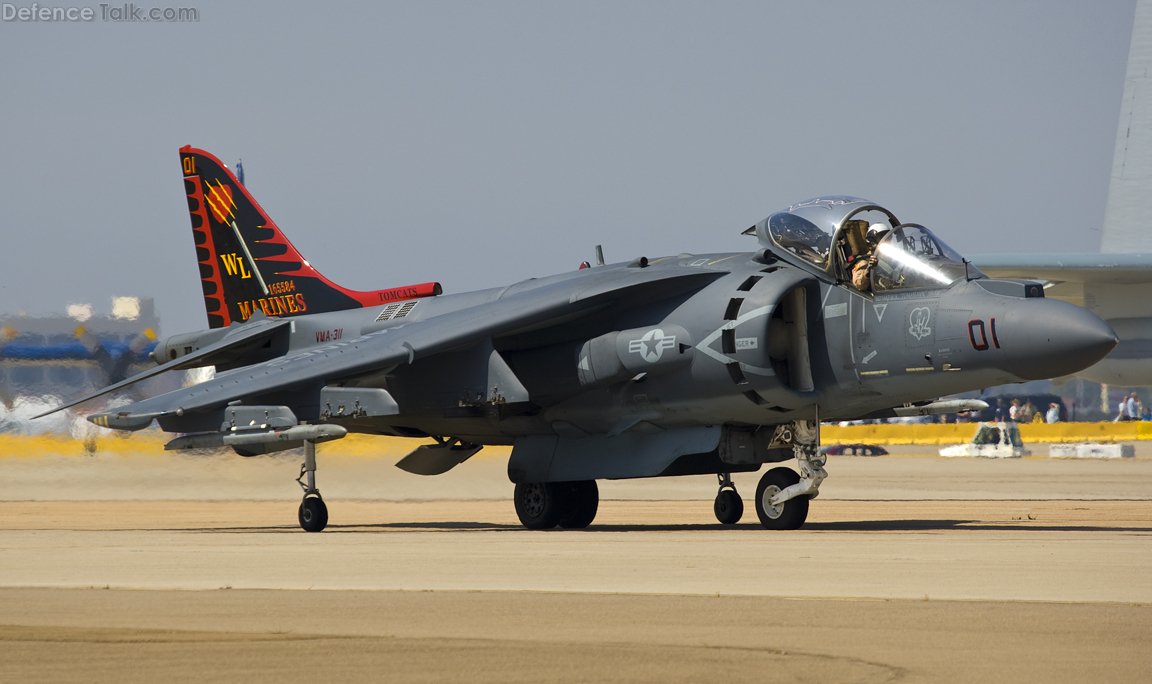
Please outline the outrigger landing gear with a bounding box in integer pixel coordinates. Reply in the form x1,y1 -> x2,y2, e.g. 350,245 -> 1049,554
296,439 -> 328,532
754,411 -> 826,530
713,472 -> 743,525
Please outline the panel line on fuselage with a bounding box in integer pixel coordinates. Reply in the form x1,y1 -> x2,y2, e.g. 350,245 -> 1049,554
695,304 -> 776,375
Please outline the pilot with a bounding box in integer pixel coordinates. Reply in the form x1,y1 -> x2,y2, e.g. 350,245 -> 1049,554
867,223 -> 890,245
848,224 -> 890,292
850,256 -> 874,291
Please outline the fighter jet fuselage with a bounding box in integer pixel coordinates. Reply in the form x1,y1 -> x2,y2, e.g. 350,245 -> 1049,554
158,250 -> 1111,444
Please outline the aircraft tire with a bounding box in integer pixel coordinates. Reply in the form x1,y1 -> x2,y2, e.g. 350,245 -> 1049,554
714,489 -> 744,525
558,480 -> 599,529
755,467 -> 809,530
514,482 -> 565,530
298,496 -> 328,532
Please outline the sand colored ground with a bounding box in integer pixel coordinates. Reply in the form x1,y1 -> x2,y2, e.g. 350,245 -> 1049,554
1,499 -> 1148,603
0,445 -> 1150,682
1,588 -> 1148,684
2,437 -> 1151,501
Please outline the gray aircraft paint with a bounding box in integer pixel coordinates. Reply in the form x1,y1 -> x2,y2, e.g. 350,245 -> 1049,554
51,196 -> 1116,452
38,186 -> 1118,531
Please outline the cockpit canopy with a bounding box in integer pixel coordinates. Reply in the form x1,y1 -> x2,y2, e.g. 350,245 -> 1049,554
871,224 -> 974,292
746,195 -> 982,292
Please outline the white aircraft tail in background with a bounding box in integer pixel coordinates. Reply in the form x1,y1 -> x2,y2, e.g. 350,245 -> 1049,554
1103,0 -> 1152,253
973,0 -> 1152,387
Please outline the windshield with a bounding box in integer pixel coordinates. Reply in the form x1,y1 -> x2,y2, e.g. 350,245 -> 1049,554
768,212 -> 832,268
872,224 -> 977,292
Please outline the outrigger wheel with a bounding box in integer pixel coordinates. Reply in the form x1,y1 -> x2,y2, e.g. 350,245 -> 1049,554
298,495 -> 328,532
296,440 -> 327,532
713,472 -> 743,525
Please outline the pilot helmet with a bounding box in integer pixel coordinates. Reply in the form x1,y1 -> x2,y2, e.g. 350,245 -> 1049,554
866,222 -> 890,245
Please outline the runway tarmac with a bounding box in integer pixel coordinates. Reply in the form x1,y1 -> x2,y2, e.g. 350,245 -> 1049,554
1,446 -> 1149,682
4,437 -> 1152,501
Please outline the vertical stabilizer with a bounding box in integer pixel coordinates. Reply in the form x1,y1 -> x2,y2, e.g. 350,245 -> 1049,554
179,146 -> 441,328
1102,0 -> 1152,252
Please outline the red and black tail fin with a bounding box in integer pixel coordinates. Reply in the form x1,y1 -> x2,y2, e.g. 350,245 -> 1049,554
179,146 -> 441,329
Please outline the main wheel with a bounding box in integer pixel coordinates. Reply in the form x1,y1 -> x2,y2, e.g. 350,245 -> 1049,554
514,482 -> 565,530
558,481 -> 599,529
754,467 -> 809,530
714,489 -> 744,525
298,496 -> 328,532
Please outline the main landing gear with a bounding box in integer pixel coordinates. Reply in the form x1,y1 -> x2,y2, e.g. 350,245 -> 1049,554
751,416 -> 826,530
713,472 -> 743,524
296,439 -> 328,532
514,480 -> 599,530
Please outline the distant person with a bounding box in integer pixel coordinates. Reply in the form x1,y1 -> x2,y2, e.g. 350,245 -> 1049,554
994,398 -> 1006,422
1127,393 -> 1140,423
1008,398 -> 1022,422
1116,397 -> 1130,422
1020,399 -> 1037,423
1143,407 -> 1152,421
1046,402 -> 1061,424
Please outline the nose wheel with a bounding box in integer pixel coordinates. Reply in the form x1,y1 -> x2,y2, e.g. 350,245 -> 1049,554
713,472 -> 744,525
295,440 -> 328,532
755,467 -> 809,530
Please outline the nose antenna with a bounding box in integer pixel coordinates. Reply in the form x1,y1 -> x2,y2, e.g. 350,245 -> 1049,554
962,258 -> 972,281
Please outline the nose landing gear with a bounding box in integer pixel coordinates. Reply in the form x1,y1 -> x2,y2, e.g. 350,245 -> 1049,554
296,440 -> 328,532
713,472 -> 743,524
752,414 -> 824,530
755,466 -> 809,529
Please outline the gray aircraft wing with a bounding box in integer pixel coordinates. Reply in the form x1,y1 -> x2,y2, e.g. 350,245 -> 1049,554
34,317 -> 292,418
81,264 -> 727,429
969,253 -> 1152,284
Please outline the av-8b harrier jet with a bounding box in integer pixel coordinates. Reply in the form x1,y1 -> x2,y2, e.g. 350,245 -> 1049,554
40,147 -> 1117,532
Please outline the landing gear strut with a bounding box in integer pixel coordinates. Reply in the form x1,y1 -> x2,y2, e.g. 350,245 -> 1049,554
713,472 -> 743,525
754,410 -> 825,530
296,439 -> 328,532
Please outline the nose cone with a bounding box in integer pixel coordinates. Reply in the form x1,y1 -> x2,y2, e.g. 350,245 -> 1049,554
1003,300 -> 1117,381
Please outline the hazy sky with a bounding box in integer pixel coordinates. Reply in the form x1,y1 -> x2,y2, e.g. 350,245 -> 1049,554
0,0 -> 1138,332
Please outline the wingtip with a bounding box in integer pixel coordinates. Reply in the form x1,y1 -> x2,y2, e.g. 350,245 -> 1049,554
30,406 -> 63,421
